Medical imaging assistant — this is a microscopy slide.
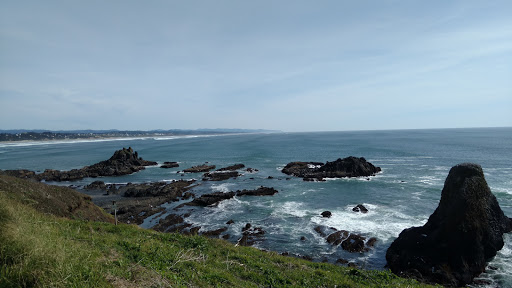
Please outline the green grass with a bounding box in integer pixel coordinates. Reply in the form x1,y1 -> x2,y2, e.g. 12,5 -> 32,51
0,181 -> 439,287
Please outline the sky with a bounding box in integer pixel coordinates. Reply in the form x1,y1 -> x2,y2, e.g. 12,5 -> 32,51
1,1 -> 511,132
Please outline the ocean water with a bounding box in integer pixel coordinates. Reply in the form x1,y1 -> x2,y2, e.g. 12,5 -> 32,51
1,128 -> 511,287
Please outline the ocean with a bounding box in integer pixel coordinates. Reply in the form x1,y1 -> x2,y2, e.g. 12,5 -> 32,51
1,128 -> 511,287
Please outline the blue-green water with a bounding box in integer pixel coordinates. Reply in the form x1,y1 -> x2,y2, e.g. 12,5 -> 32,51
1,128 -> 511,287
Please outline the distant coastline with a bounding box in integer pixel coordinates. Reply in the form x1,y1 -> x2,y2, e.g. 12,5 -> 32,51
0,129 -> 281,142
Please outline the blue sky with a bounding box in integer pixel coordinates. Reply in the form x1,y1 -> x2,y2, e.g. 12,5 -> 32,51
1,1 -> 511,132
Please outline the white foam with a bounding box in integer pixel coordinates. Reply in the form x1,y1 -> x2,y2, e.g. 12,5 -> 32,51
272,201 -> 308,218
311,204 -> 428,242
211,183 -> 235,193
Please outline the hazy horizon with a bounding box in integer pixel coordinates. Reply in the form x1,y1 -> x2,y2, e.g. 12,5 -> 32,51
1,1 -> 511,132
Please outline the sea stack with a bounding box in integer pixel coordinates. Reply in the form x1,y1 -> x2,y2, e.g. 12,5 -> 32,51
386,163 -> 512,286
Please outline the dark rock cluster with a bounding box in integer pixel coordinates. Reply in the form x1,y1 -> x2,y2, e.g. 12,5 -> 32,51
123,180 -> 195,198
183,164 -> 216,173
282,156 -> 381,181
238,223 -> 265,246
202,171 -> 241,181
386,163 -> 512,286
184,186 -> 278,207
314,225 -> 377,253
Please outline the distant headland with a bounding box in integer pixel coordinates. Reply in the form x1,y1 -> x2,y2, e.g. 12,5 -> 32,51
0,128 -> 281,142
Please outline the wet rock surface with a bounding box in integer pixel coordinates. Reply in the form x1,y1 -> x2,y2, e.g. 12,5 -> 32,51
161,161 -> 179,168
202,171 -> 240,181
122,180 -> 195,198
321,211 -> 332,218
315,225 -> 376,253
182,186 -> 278,207
216,164 -> 245,171
352,204 -> 368,213
282,156 -> 381,181
183,164 -> 216,173
386,163 -> 512,287
238,223 -> 265,246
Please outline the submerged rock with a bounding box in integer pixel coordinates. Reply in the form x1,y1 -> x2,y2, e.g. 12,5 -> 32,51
386,163 -> 512,287
321,211 -> 332,218
352,204 -> 368,213
282,156 -> 381,181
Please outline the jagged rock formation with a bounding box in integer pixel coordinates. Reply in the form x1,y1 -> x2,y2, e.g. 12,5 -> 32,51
35,147 -> 156,181
386,163 -> 512,286
314,225 -> 377,253
282,156 -> 381,181
183,164 -> 216,173
202,171 -> 240,181
123,180 -> 195,198
183,186 -> 278,207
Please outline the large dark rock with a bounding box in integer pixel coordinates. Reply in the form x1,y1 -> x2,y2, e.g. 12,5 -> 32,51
185,192 -> 236,207
202,171 -> 240,181
386,163 -> 512,287
161,161 -> 179,169
35,147 -> 157,182
123,180 -> 195,198
236,186 -> 278,197
183,186 -> 278,207
352,204 -> 368,213
321,211 -> 332,218
183,164 -> 216,173
216,164 -> 245,171
282,156 -> 381,181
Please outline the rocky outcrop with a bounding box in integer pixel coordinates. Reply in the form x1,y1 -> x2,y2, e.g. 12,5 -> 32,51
202,171 -> 240,181
185,191 -> 237,207
161,162 -> 179,168
183,186 -> 278,207
183,164 -> 216,173
352,204 -> 368,213
123,180 -> 195,198
282,157 -> 381,181
386,163 -> 512,287
238,223 -> 265,246
315,225 -> 377,253
235,186 -> 278,196
321,211 -> 332,218
217,164 -> 245,171
35,147 -> 157,182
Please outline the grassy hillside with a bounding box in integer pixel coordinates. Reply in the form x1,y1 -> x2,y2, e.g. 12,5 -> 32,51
0,175 -> 438,287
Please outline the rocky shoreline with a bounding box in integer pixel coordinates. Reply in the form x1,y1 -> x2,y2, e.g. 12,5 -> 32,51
2,148 -> 510,286
0,148 -> 382,257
